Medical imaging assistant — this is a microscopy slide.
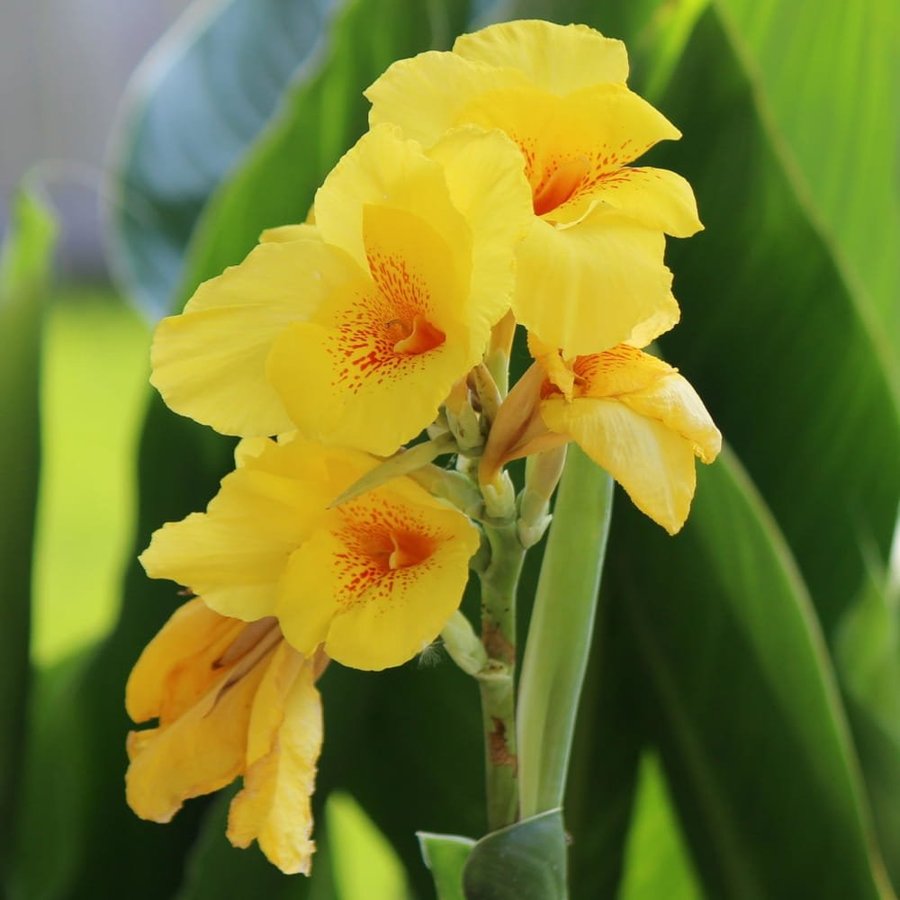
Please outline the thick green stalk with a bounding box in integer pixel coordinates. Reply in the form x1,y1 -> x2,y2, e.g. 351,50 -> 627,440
478,519 -> 526,831
517,445 -> 614,819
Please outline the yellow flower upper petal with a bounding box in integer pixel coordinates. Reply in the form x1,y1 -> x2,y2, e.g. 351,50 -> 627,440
150,235 -> 363,437
539,345 -> 721,533
266,203 -> 478,456
514,211 -> 674,357
139,438 -> 333,620
453,20 -> 628,92
366,53 -> 529,145
227,642 -> 323,875
277,475 -> 480,671
366,24 -> 698,357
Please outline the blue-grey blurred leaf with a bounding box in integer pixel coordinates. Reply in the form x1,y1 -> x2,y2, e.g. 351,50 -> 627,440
419,832 -> 476,900
0,184 -> 56,886
462,810 -> 567,900
107,0 -> 341,318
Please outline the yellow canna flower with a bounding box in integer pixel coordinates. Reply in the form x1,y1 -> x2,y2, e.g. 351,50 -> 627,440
150,124 -> 532,455
482,341 -> 721,535
125,598 -> 325,875
140,435 -> 481,671
366,19 -> 702,358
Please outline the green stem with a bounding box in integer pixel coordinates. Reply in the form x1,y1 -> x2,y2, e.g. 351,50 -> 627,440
517,445 -> 614,819
478,519 -> 526,831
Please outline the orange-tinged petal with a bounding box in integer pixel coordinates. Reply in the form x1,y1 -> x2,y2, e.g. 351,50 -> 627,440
151,236 -> 363,437
452,20 -> 628,92
277,480 -> 479,670
126,639 -> 272,823
514,211 -> 674,357
559,166 -> 702,235
572,344 -> 672,397
126,598 -> 244,725
542,396 -> 698,535
267,204 -> 480,456
140,438 -> 334,621
227,644 -> 322,875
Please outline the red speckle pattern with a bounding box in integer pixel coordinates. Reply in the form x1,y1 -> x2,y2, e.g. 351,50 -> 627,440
330,496 -> 447,613
332,250 -> 445,393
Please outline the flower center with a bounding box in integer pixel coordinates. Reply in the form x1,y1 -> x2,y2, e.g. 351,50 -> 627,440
386,314 -> 446,356
532,155 -> 591,217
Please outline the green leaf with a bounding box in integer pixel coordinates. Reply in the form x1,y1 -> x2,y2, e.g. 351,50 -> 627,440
107,0 -> 342,318
418,832 -> 476,900
711,0 -> 900,350
608,450 -> 890,899
836,561 -> 900,890
327,793 -> 411,899
462,810 -> 567,900
653,8 -> 900,637
618,754 -> 701,900
0,184 -> 56,884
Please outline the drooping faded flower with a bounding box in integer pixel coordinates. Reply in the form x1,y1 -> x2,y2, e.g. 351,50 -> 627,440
150,124 -> 532,456
482,340 -> 721,534
366,19 -> 702,357
140,435 -> 481,671
126,598 -> 324,875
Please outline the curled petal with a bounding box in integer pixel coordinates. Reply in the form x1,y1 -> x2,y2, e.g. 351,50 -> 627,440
227,644 -> 322,875
542,397 -> 698,535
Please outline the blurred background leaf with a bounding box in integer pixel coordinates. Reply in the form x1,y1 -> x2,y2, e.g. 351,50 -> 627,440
8,0 -> 900,897
0,184 -> 56,888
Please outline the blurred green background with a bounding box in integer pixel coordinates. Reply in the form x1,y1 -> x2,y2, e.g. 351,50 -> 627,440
2,0 -> 899,898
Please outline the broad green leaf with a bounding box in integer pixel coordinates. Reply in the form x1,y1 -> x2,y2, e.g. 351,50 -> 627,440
0,185 -> 56,884
711,0 -> 900,349
462,810 -> 567,900
618,754 -> 701,900
653,8 -> 900,636
107,0 -> 341,318
608,450 -> 890,899
836,562 -> 900,890
327,793 -> 411,899
418,832 -> 476,900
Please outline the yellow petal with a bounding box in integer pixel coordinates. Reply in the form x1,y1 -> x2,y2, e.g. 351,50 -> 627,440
259,223 -> 316,243
573,345 -> 673,397
365,53 -> 528,146
227,644 -> 322,875
267,204 -> 482,456
622,372 -> 722,464
568,166 -> 702,236
428,126 -> 533,326
151,236 -> 363,437
278,479 -> 479,670
125,640 -> 272,823
139,438 -> 333,621
541,396 -> 698,535
452,20 -> 628,93
125,598 -> 243,725
513,212 -> 674,357
313,124 -> 471,271
625,292 -> 680,348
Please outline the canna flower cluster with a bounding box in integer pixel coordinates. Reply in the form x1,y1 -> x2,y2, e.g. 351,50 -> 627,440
126,20 -> 721,875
